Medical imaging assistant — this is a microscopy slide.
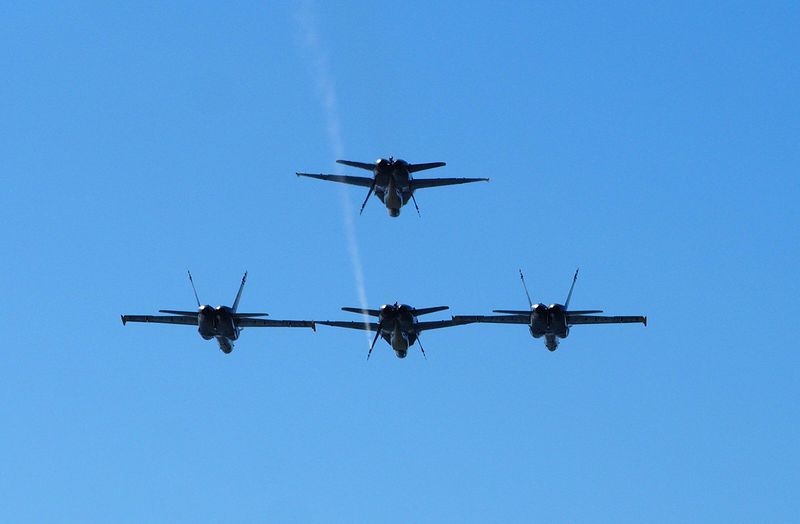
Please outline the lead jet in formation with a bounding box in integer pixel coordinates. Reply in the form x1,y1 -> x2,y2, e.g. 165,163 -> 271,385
453,269 -> 646,351
317,302 -> 471,359
121,271 -> 315,353
296,157 -> 488,217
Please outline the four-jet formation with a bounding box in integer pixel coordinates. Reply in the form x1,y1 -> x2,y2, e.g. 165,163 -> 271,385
453,269 -> 646,351
316,303 -> 471,359
121,271 -> 315,353
296,157 -> 489,217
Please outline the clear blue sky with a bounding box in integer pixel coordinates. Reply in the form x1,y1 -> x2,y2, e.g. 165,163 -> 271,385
2,2 -> 798,522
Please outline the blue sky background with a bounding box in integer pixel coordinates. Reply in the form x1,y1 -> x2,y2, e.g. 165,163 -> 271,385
1,2 -> 798,522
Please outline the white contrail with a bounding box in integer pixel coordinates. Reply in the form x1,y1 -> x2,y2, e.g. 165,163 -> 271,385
295,2 -> 372,345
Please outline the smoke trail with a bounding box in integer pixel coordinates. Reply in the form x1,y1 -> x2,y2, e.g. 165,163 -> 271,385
295,3 -> 372,344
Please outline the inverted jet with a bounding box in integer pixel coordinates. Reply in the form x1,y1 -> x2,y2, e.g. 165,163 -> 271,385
296,157 -> 488,217
453,269 -> 646,351
121,271 -> 315,353
317,303 -> 471,359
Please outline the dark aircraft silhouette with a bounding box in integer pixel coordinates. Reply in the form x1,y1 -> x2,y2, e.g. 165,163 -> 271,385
296,157 -> 488,217
317,302 -> 471,359
121,271 -> 315,353
453,269 -> 646,351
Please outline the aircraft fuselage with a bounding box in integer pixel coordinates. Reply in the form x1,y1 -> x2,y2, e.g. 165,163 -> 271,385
197,305 -> 241,353
529,303 -> 569,351
376,303 -> 419,358
373,160 -> 413,216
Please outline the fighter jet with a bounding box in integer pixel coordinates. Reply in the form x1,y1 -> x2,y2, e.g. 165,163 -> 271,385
121,271 -> 315,354
453,269 -> 646,351
317,303 -> 471,359
296,157 -> 489,217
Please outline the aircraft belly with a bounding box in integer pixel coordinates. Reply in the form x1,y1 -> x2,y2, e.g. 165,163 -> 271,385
530,319 -> 546,338
391,333 -> 409,353
384,189 -> 402,210
198,317 -> 215,339
529,326 -> 545,339
216,337 -> 233,354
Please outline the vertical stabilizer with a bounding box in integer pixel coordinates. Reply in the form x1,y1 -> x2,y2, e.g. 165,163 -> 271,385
564,268 -> 579,309
232,271 -> 248,312
188,270 -> 201,307
519,269 -> 533,308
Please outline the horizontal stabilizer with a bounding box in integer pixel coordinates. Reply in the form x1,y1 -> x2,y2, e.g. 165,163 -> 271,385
234,313 -> 270,317
342,307 -> 382,317
413,305 -> 449,316
566,310 -> 603,315
492,309 -> 532,315
158,309 -> 199,316
408,162 -> 446,173
336,160 -> 377,171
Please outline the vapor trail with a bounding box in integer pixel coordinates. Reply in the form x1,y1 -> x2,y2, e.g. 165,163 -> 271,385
295,3 -> 372,345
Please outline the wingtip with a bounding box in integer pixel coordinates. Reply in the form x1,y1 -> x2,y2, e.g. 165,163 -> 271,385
121,315 -> 127,326
644,316 -> 648,327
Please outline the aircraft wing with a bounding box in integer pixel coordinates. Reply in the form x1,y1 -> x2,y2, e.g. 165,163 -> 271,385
296,173 -> 374,187
415,318 -> 475,331
237,318 -> 316,330
316,320 -> 381,331
451,314 -> 530,325
410,177 -> 489,189
121,315 -> 198,326
568,315 -> 647,326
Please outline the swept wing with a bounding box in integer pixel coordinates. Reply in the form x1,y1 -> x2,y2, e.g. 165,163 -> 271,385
567,315 -> 647,326
296,173 -> 374,187
316,320 -> 381,331
451,314 -> 530,325
416,318 -> 476,331
411,177 -> 489,189
121,315 -> 197,326
237,318 -> 316,329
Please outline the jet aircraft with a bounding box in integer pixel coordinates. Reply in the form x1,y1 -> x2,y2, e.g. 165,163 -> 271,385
121,271 -> 315,353
317,302 -> 471,359
453,269 -> 646,351
296,157 -> 489,217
